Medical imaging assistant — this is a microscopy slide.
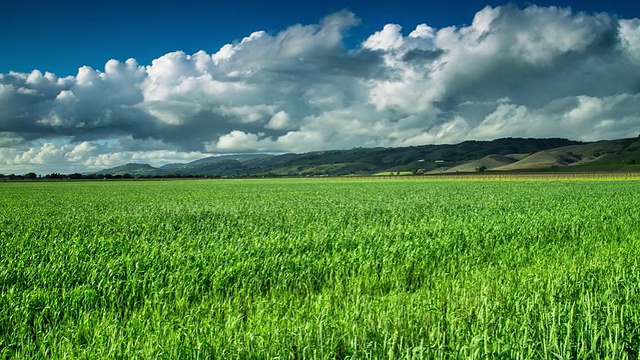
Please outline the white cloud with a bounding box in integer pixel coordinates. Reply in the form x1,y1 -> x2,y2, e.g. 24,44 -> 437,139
401,116 -> 471,146
266,111 -> 292,130
620,19 -> 640,62
409,24 -> 436,40
65,141 -> 97,162
1,6 -> 640,174
12,143 -> 68,165
209,130 -> 277,152
363,24 -> 405,51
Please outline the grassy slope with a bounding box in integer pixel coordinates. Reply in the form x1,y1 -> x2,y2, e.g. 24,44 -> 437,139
495,151 -> 570,170
445,154 -> 518,172
494,138 -> 639,172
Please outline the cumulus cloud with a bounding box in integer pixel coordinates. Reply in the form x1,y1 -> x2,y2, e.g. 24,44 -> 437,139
1,6 -> 640,173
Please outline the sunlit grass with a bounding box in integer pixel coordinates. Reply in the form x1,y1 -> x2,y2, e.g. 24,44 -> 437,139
1,178 -> 639,358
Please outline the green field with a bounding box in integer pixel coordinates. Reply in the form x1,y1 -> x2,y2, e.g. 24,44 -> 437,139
1,178 -> 639,358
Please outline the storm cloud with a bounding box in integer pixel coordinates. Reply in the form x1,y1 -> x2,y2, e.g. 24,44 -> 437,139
1,6 -> 640,173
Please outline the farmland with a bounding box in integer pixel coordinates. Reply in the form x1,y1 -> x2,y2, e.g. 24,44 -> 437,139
1,178 -> 639,358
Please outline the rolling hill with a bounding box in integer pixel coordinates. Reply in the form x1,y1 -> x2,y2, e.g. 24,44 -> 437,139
444,154 -> 518,173
95,136 -> 640,177
494,138 -> 639,171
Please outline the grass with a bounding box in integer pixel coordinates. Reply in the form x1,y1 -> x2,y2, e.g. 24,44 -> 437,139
1,178 -> 640,358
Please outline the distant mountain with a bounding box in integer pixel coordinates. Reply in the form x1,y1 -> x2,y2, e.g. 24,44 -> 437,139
186,154 -> 274,167
98,163 -> 158,176
159,163 -> 185,171
95,137 -> 640,177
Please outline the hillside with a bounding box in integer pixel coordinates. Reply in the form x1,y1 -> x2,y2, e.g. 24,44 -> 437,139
495,138 -> 639,172
95,137 -> 640,177
99,163 -> 158,176
444,154 -> 518,173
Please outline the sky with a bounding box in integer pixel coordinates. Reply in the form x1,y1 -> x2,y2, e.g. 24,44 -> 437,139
1,0 -> 640,174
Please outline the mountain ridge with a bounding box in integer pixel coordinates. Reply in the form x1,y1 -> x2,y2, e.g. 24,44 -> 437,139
95,137 -> 640,177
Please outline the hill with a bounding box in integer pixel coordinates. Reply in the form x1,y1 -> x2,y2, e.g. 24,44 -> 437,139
495,138 -> 640,172
95,137 -> 640,177
444,154 -> 518,173
98,163 -> 159,176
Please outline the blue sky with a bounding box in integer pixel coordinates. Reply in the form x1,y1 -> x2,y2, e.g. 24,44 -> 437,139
1,0 -> 640,174
3,0 -> 638,76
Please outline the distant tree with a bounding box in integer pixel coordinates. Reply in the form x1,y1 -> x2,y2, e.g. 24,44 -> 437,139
24,172 -> 37,180
45,173 -> 64,179
476,166 -> 487,172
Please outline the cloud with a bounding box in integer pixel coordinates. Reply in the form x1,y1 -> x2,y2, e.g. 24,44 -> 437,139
1,6 -> 640,173
0,138 -> 209,174
266,111 -> 292,130
0,58 -> 152,144
363,24 -> 406,51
